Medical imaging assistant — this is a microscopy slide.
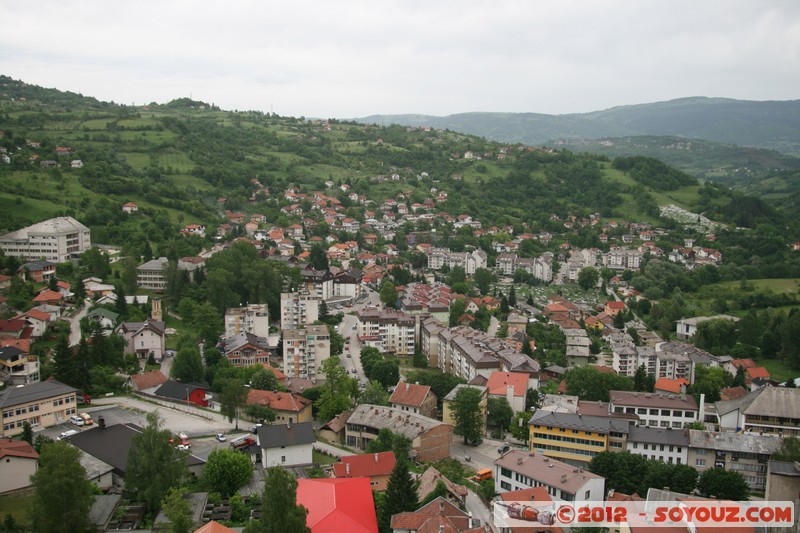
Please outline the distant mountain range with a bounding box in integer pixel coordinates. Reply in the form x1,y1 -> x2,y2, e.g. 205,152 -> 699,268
357,97 -> 800,156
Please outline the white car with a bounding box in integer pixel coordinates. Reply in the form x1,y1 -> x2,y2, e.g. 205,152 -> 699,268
176,444 -> 191,451
215,433 -> 226,442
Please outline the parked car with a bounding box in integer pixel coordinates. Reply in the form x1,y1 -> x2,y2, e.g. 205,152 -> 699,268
70,415 -> 85,427
175,444 -> 190,451
215,433 -> 226,442
57,429 -> 79,441
468,438 -> 483,446
498,443 -> 511,454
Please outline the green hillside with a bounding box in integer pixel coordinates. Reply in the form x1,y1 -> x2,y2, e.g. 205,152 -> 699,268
0,75 -> 797,253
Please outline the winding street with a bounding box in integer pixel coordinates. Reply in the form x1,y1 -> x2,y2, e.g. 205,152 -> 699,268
67,297 -> 91,346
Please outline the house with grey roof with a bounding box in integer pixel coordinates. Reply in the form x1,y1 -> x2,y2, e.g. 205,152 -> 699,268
494,450 -> 605,501
715,386 -> 800,435
0,379 -> 76,437
116,320 -> 165,362
256,421 -> 314,468
626,425 -> 689,465
136,257 -> 169,291
85,307 -> 119,331
346,404 -> 453,462
688,429 -> 784,491
223,331 -> 273,367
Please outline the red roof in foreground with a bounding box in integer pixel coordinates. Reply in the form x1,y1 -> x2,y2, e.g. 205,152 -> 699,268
333,451 -> 396,479
0,439 -> 39,461
194,521 -> 237,533
654,378 -> 689,393
486,371 -> 528,397
297,478 -> 378,533
246,390 -> 311,413
389,382 -> 433,408
129,371 -> 168,390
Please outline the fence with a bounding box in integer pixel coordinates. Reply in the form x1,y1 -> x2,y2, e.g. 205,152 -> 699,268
131,391 -> 217,422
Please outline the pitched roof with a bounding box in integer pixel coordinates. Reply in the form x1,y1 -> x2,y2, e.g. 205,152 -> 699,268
222,332 -> 270,354
654,377 -> 689,393
416,466 -> 468,502
716,386 -> 800,419
495,450 -> 602,495
129,371 -> 168,390
155,380 -> 207,400
246,390 -> 311,412
486,371 -> 528,397
321,410 -> 352,433
390,382 -> 434,408
297,478 -> 378,533
0,439 -> 39,460
0,379 -> 76,408
333,451 -> 396,479
257,422 -> 315,449
194,521 -> 238,533
20,309 -> 50,322
719,386 -> 748,401
610,390 -> 698,410
391,497 -> 476,533
32,290 -> 62,302
347,404 -> 450,440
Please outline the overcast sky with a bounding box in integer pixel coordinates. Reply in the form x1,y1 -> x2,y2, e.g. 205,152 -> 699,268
1,0 -> 798,119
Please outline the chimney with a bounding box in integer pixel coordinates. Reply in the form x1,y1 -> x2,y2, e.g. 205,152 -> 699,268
406,383 -> 410,391
506,384 -> 514,406
375,453 -> 379,463
561,474 -> 567,482
699,393 -> 705,422
468,512 -> 474,529
608,489 -> 615,498
346,463 -> 350,475
287,419 -> 292,429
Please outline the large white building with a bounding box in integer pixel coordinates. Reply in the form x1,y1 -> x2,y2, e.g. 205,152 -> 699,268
494,450 -> 605,502
225,304 -> 270,338
0,216 -> 91,263
356,307 -> 416,356
609,390 -> 699,428
280,292 -> 320,330
282,325 -> 330,382
427,248 -> 487,275
137,257 -> 169,291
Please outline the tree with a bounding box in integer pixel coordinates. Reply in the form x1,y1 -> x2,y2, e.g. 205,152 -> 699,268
633,364 -> 648,392
565,366 -> 633,402
359,379 -> 390,406
245,404 -> 277,423
378,459 -> 419,533
578,267 -> 599,291
203,448 -> 254,498
125,412 -> 188,514
589,451 -> 647,495
114,283 -> 128,319
689,365 -> 727,403
21,422 -> 33,445
161,487 -> 193,533
245,467 -> 310,533
696,468 -> 749,500
220,378 -> 249,429
510,411 -> 532,442
379,280 -> 398,308
773,436 -> 800,462
51,334 -> 77,388
487,397 -> 513,436
473,267 -> 495,295
367,428 -> 412,461
308,245 -> 329,271
451,386 -> 484,444
250,367 -> 281,391
31,441 -> 93,533
316,357 -> 356,422
171,344 -> 205,383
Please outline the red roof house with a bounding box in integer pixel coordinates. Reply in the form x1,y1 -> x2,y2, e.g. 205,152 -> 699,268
604,300 -> 625,316
654,378 -> 689,394
391,496 -> 485,533
297,478 -> 378,533
246,390 -> 312,424
389,382 -> 438,419
486,371 -> 529,412
0,439 -> 39,493
128,371 -> 168,391
332,451 -> 396,491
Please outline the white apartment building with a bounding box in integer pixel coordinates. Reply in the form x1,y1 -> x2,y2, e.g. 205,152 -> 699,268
427,248 -> 487,275
356,307 -> 415,356
0,380 -> 77,437
225,303 -> 270,338
609,390 -> 699,428
494,450 -> 605,502
280,293 -> 319,330
0,216 -> 91,262
626,426 -> 689,465
137,257 -> 169,291
495,252 -> 554,282
604,248 -> 643,271
282,325 -> 330,382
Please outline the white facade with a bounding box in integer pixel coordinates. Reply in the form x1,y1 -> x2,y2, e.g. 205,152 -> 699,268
137,257 -> 169,291
427,248 -> 488,275
626,427 -> 689,465
280,293 -> 320,330
494,451 -> 605,503
261,442 -> 313,468
225,304 -> 270,338
0,216 -> 91,262
610,391 -> 699,429
282,325 -> 330,381
356,308 -> 416,356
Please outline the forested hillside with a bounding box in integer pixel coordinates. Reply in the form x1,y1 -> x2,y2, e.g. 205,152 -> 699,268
1,75 -> 798,259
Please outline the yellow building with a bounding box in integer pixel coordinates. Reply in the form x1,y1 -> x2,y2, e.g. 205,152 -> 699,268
0,380 -> 77,437
529,411 -> 629,464
442,384 -> 487,430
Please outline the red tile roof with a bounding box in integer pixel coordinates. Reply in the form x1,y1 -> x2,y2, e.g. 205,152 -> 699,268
391,497 -> 480,533
129,371 -> 168,390
720,386 -> 748,401
246,390 -> 311,412
333,451 -> 396,479
731,358 -> 757,369
258,363 -> 286,382
606,301 -> 625,310
194,521 -> 238,533
0,319 -> 27,334
486,372 -> 528,397
654,378 -> 689,393
19,309 -> 50,322
297,478 -> 378,533
33,290 -> 62,303
497,487 -> 564,533
746,366 -> 770,381
0,439 -> 39,460
389,382 -> 433,408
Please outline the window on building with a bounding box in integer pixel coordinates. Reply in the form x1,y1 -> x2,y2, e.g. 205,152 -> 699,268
696,459 -> 706,467
281,456 -> 286,463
